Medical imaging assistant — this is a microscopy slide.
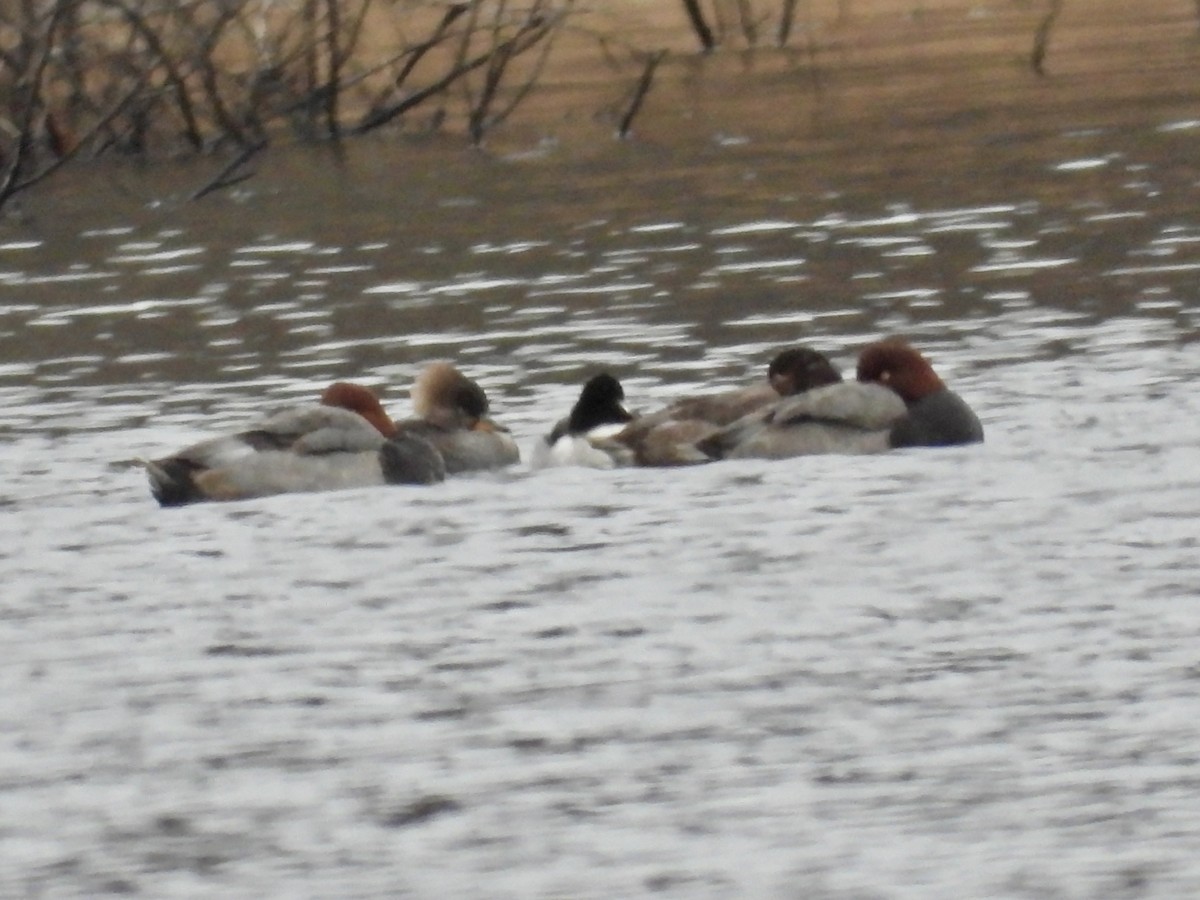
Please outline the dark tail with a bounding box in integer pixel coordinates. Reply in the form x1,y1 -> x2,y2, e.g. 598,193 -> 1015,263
144,458 -> 204,506
379,434 -> 446,485
692,432 -> 728,461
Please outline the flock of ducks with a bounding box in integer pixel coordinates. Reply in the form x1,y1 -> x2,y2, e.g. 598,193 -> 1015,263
143,339 -> 983,506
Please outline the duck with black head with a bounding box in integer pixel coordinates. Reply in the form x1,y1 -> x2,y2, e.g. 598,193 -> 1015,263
529,373 -> 636,469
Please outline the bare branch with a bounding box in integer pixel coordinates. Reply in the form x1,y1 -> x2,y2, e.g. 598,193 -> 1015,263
1,78 -> 147,210
323,0 -> 342,139
190,137 -> 268,200
618,49 -> 666,139
352,11 -> 555,136
679,0 -> 717,52
1031,0 -> 1064,76
97,0 -> 205,149
0,0 -> 70,202
778,0 -> 799,47
478,4 -> 565,141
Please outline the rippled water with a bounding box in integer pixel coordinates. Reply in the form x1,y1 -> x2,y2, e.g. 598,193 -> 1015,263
3,4 -> 1200,897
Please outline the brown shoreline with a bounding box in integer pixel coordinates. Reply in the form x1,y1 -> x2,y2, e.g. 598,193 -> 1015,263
6,0 -> 1198,223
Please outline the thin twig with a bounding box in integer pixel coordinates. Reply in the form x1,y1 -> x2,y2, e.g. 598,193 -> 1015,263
99,0 -> 205,149
323,0 -> 341,139
618,49 -> 666,139
0,0 -> 70,203
734,0 -> 758,45
469,40 -> 515,144
778,0 -> 799,47
481,4 -> 566,140
1031,0 -> 1064,76
452,0 -> 487,125
191,3 -> 256,146
302,0 -> 320,128
352,13 -> 553,136
354,3 -> 469,120
1,79 -> 147,209
402,3 -> 469,89
189,138 -> 268,200
342,0 -> 375,62
679,0 -> 716,52
468,0 -> 550,144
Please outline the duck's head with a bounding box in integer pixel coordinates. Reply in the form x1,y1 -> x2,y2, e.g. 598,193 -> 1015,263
767,347 -> 843,396
568,373 -> 634,434
320,381 -> 397,437
856,340 -> 945,403
411,362 -> 494,430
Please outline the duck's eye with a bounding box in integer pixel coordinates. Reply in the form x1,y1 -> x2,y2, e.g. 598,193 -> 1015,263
878,369 -> 891,383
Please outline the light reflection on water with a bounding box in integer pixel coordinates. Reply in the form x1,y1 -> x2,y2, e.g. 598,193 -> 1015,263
3,38 -> 1200,900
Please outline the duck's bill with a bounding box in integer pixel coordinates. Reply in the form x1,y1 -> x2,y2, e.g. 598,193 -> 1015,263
472,418 -> 511,434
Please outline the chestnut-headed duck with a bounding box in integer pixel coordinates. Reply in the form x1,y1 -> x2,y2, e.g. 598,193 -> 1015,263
529,373 -> 636,469
856,340 -> 984,447
699,340 -> 983,459
144,402 -> 444,506
395,362 -> 520,473
319,381 -> 397,437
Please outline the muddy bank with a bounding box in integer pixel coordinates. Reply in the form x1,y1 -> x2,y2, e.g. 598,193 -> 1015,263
6,0 -> 1199,225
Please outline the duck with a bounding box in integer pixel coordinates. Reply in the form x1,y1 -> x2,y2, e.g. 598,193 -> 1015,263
143,362 -> 521,505
652,346 -> 845,428
855,339 -> 984,447
319,381 -> 397,436
696,379 -> 906,459
394,362 -> 520,473
530,347 -> 846,469
528,373 -> 636,469
613,346 -> 847,465
144,397 -> 444,506
698,339 -> 983,459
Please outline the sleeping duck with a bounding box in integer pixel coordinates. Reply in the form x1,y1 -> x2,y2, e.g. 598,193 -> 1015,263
143,362 -> 519,505
531,347 -> 846,468
143,388 -> 443,506
855,339 -> 984,448
394,362 -> 520,474
699,339 -> 983,459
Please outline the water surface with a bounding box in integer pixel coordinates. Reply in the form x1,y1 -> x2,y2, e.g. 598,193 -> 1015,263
2,3 -> 1199,897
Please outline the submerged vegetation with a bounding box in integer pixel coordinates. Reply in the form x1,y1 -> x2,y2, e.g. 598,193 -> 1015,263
0,0 -> 589,207
0,0 -> 1194,209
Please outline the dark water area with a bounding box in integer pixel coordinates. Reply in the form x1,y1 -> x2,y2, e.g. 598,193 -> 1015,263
2,1 -> 1199,896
